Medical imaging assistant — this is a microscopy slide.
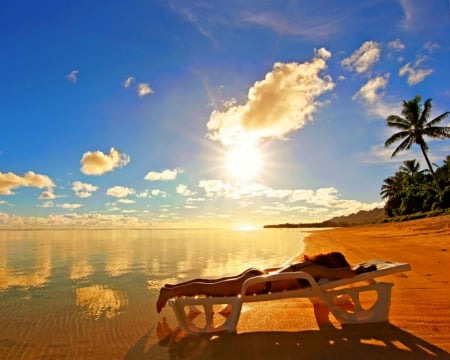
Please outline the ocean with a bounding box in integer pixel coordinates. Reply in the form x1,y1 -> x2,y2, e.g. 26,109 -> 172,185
0,228 -> 307,359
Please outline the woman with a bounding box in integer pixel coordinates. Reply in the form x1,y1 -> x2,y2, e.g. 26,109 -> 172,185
156,251 -> 355,313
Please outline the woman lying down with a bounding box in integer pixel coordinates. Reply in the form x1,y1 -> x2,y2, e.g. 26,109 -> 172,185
155,251 -> 382,313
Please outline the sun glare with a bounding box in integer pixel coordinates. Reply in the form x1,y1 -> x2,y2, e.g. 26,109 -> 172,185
225,142 -> 262,181
234,224 -> 258,231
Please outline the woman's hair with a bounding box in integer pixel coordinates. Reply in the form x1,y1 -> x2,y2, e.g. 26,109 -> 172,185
304,252 -> 351,268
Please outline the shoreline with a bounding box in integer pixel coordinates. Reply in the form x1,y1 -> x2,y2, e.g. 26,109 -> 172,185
299,215 -> 450,352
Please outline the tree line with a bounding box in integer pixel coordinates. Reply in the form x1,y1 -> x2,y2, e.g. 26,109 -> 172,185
382,96 -> 450,217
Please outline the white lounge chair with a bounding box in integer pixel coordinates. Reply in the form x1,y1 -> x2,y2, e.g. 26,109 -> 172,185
168,259 -> 411,335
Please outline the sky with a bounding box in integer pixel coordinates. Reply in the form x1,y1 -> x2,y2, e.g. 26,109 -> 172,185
1,0 -> 450,229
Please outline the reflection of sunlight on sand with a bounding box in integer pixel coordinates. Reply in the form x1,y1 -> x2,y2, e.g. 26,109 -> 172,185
76,285 -> 128,319
70,260 -> 94,280
0,243 -> 52,291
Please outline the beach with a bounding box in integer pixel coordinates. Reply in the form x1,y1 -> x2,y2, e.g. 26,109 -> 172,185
153,215 -> 450,359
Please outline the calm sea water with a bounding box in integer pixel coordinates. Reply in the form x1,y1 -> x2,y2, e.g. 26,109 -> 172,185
0,228 -> 307,359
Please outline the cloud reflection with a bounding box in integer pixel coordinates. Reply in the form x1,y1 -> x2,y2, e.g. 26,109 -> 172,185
70,260 -> 94,281
76,285 -> 128,319
0,242 -> 52,291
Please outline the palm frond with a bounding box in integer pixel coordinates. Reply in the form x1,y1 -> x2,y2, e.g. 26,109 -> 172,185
427,111 -> 450,127
419,98 -> 432,126
391,136 -> 414,157
384,131 -> 409,147
423,126 -> 450,139
386,115 -> 410,129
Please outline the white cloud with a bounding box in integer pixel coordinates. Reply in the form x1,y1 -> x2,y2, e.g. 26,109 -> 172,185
106,186 -> 135,198
58,203 -> 82,210
151,189 -> 168,197
242,11 -> 338,39
388,38 -> 405,50
353,74 -> 389,104
352,74 -> 398,118
37,201 -> 54,208
138,83 -> 153,97
39,190 -> 56,200
423,41 -> 439,52
341,41 -> 381,73
66,70 -> 79,83
0,171 -> 55,195
123,76 -> 135,88
136,190 -> 150,198
176,184 -> 196,196
206,49 -> 335,146
145,169 -> 180,181
399,58 -> 433,85
0,212 -> 144,229
80,148 -> 130,176
197,179 -> 383,217
72,181 -> 99,198
118,198 -> 135,204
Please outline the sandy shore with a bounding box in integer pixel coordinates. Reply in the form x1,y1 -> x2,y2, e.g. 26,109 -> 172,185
151,215 -> 450,359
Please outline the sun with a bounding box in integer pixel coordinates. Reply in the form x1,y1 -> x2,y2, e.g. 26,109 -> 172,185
225,142 -> 263,181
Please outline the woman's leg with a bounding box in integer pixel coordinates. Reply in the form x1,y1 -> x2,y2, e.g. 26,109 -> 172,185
157,270 -> 264,313
164,268 -> 261,288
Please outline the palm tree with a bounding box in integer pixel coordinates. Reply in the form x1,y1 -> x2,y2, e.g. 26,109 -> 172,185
399,159 -> 422,177
385,96 -> 450,190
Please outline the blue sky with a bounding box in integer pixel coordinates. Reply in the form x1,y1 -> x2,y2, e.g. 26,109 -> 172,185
1,0 -> 449,229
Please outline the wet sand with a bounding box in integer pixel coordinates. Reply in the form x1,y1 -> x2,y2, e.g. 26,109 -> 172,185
149,215 -> 450,359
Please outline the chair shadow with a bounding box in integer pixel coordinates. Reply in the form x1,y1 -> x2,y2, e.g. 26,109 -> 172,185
125,321 -> 449,360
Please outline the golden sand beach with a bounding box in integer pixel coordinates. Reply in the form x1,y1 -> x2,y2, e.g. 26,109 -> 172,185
152,215 -> 450,359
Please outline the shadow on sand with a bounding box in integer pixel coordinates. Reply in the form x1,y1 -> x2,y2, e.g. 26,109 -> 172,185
125,321 -> 449,360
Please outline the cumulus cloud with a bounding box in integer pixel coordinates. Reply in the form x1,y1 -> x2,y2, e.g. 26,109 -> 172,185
197,179 -> 383,214
80,148 -> 130,176
399,57 -> 433,85
341,41 -> 381,73
138,83 -> 153,97
106,186 -> 135,198
37,201 -> 54,208
353,74 -> 389,104
0,171 -> 55,195
176,184 -> 196,196
145,169 -> 180,181
352,74 -> 398,118
123,77 -> 154,97
58,203 -> 82,210
206,49 -> 335,146
39,190 -> 56,200
0,212 -> 144,229
151,189 -> 168,197
66,70 -> 79,83
72,181 -> 99,198
118,198 -> 135,204
388,38 -> 405,50
123,76 -> 135,88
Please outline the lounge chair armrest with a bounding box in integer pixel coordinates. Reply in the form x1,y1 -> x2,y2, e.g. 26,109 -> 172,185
241,271 -> 319,297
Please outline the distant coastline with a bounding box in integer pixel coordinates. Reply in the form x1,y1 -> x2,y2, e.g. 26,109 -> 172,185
263,207 -> 450,228
264,207 -> 385,228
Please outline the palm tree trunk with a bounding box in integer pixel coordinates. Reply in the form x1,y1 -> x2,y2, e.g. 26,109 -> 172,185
420,143 -> 442,191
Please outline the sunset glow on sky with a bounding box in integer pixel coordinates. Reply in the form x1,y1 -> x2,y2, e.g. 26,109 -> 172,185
1,1 -> 449,228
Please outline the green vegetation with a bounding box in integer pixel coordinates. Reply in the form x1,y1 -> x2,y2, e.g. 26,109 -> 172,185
382,96 -> 450,217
